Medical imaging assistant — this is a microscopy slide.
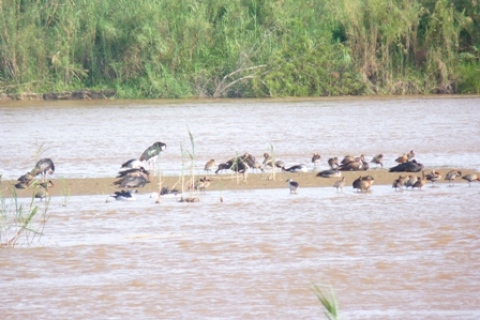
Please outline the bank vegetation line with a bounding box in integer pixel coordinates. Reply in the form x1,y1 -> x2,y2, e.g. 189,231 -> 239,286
0,0 -> 479,99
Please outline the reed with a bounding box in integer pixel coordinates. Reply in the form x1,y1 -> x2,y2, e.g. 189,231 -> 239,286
0,189 -> 50,247
312,284 -> 340,320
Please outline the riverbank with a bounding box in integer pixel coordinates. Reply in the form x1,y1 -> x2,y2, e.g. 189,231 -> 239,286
1,167 -> 478,198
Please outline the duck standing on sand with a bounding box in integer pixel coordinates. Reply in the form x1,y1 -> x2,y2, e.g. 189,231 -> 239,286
34,180 -> 54,201
371,154 -> 384,168
424,170 -> 442,187
311,152 -> 321,168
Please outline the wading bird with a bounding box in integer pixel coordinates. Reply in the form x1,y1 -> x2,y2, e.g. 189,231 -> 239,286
286,178 -> 299,194
140,141 -> 167,168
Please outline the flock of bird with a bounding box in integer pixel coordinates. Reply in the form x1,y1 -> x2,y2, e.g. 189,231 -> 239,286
7,143 -> 480,201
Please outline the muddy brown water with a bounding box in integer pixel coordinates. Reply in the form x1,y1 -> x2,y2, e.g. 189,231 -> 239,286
1,96 -> 480,319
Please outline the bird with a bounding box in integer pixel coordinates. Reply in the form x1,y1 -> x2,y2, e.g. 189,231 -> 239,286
121,158 -> 143,169
338,155 -> 367,171
371,154 -> 384,168
194,176 -> 211,193
116,167 -> 150,181
15,180 -> 32,189
317,168 -> 341,178
17,172 -> 34,184
114,175 -> 149,190
286,178 -> 299,194
392,175 -> 405,191
404,175 -> 417,189
395,153 -> 408,164
327,157 -> 339,169
110,190 -> 136,201
34,180 -> 54,201
32,158 -> 55,182
311,152 -> 321,168
333,176 -> 346,191
407,150 -> 415,161
462,173 -> 480,186
139,141 -> 167,168
444,170 -> 462,186
284,164 -> 308,172
352,176 -> 374,192
424,170 -> 442,187
215,162 -> 231,174
262,152 -> 285,171
412,175 -> 426,190
204,159 -> 215,173
389,160 -> 424,172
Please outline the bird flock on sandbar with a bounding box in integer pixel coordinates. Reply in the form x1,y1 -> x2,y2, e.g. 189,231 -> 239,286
7,144 -> 480,201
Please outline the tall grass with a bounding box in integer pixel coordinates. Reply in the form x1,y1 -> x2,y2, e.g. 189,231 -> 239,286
0,0 -> 478,97
0,189 -> 50,247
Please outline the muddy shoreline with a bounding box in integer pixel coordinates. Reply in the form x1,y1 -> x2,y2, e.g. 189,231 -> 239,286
1,167 -> 478,198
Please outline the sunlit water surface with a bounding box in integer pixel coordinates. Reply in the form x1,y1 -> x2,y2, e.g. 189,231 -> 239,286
1,97 -> 480,319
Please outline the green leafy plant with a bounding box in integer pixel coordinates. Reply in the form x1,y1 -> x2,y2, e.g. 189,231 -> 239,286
312,284 -> 340,320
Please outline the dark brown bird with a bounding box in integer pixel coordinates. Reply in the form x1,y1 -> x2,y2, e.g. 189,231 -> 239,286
392,175 -> 405,191
327,157 -> 339,169
412,174 -> 426,190
371,154 -> 384,168
311,152 -> 321,168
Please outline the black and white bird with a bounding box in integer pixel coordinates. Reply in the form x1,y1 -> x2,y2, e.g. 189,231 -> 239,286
32,158 -> 55,182
286,178 -> 299,194
121,158 -> 143,169
110,190 -> 136,201
317,168 -> 341,178
284,164 -> 308,173
139,141 -> 167,168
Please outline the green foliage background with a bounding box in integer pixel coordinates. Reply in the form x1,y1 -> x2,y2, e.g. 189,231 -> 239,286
0,0 -> 479,98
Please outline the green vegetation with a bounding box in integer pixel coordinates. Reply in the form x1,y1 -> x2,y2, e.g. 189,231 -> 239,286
313,284 -> 340,320
0,0 -> 479,98
1,189 -> 50,247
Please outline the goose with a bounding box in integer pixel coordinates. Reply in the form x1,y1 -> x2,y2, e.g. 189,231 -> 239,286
424,170 -> 442,187
195,176 -> 211,193
116,167 -> 150,181
389,159 -> 424,172
404,175 -> 417,189
333,176 -> 346,191
284,164 -> 308,173
462,173 -> 480,186
395,153 -> 408,164
204,159 -> 215,173
392,175 -> 405,191
114,175 -> 149,190
352,176 -> 374,192
317,168 -> 341,178
262,153 -> 285,171
34,180 -> 54,201
412,175 -> 426,190
370,154 -> 384,168
32,158 -> 55,182
286,178 -> 299,194
311,152 -> 321,168
139,141 -> 166,168
327,157 -> 339,169
110,190 -> 136,201
121,158 -> 143,169
444,170 -> 462,186
17,172 -> 34,183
